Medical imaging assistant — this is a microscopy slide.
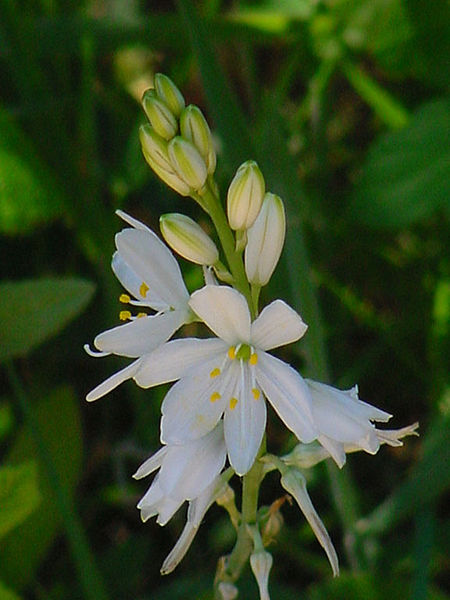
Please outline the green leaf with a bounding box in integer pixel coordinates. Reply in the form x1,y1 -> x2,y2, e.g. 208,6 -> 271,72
0,386 -> 83,591
349,99 -> 450,228
0,462 -> 41,540
0,110 -> 65,235
0,277 -> 95,362
0,580 -> 22,600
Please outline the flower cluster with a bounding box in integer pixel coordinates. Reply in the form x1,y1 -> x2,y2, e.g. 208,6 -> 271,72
85,74 -> 417,599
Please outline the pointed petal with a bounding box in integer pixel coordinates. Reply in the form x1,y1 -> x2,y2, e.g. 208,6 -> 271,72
189,285 -> 251,344
116,209 -> 151,231
317,435 -> 347,468
133,447 -> 168,479
160,521 -> 197,575
94,310 -> 186,357
160,358 -> 233,444
158,425 -> 226,500
135,338 -> 227,388
250,299 -> 307,350
112,252 -> 166,311
86,359 -> 141,401
224,363 -> 266,475
116,228 -> 189,307
256,352 -> 316,443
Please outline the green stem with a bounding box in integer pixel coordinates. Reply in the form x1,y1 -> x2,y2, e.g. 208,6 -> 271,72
6,361 -> 109,600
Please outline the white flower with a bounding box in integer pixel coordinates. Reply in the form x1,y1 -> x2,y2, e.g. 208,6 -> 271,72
306,379 -> 417,468
133,423 -> 227,573
85,210 -> 192,401
134,285 -> 317,476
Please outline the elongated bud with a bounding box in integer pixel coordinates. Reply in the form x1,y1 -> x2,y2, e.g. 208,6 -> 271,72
245,192 -> 285,286
160,213 -> 219,265
168,136 -> 208,191
227,160 -> 265,230
280,468 -> 339,577
142,90 -> 177,140
139,125 -> 191,196
154,73 -> 185,118
250,551 -> 273,600
180,105 -> 216,174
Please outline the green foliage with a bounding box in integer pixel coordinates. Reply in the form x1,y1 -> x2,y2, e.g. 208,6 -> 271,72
0,580 -> 22,600
0,278 -> 95,362
0,462 -> 41,540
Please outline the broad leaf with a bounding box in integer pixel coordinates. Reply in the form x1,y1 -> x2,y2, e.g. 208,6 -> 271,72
0,277 -> 95,362
0,462 -> 41,540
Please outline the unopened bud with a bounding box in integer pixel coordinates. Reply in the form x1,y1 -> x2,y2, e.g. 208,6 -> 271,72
180,105 -> 216,174
160,213 -> 219,265
142,90 -> 178,140
139,125 -> 191,196
250,551 -> 273,600
245,193 -> 285,286
282,442 -> 329,469
261,509 -> 283,545
227,161 -> 265,230
154,73 -> 185,118
218,582 -> 238,600
168,136 -> 208,191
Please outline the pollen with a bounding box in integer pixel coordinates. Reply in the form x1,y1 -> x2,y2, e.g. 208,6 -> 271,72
252,388 -> 260,400
137,312 -> 146,318
229,397 -> 238,410
139,282 -> 149,298
119,293 -> 131,303
119,310 -> 132,321
210,367 -> 221,378
210,392 -> 221,403
250,353 -> 258,365
228,346 -> 236,360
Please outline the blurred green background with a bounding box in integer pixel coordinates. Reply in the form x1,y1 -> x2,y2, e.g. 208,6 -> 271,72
0,0 -> 449,598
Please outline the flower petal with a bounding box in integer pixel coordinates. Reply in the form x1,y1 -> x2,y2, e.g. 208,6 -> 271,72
256,352 -> 316,443
94,310 -> 186,358
116,227 -> 189,308
112,252 -> 167,311
250,299 -> 307,350
86,359 -> 141,402
133,447 -> 168,479
116,209 -> 151,232
189,285 -> 251,344
224,363 -> 266,475
135,338 -> 227,388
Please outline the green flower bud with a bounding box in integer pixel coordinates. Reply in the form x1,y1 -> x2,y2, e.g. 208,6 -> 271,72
245,192 -> 285,286
180,105 -> 216,174
139,124 -> 190,196
142,89 -> 177,140
227,160 -> 265,230
154,73 -> 185,118
160,213 -> 219,265
250,551 -> 273,600
168,136 -> 208,191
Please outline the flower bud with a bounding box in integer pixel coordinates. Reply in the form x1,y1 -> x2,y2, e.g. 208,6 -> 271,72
154,73 -> 185,118
142,89 -> 178,140
168,136 -> 208,191
282,442 -> 329,469
139,124 -> 191,196
180,105 -> 216,174
250,551 -> 273,600
245,192 -> 285,286
227,161 -> 265,230
217,582 -> 238,600
160,213 -> 219,265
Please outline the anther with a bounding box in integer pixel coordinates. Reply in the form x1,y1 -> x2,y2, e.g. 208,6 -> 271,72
119,293 -> 131,303
210,392 -> 221,403
229,397 -> 238,410
210,367 -> 221,378
228,346 -> 236,360
119,310 -> 132,321
137,312 -> 147,318
252,388 -> 260,400
140,282 -> 149,298
250,353 -> 258,365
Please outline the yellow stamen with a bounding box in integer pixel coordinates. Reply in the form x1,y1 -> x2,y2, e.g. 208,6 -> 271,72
210,392 -> 221,403
250,353 -> 258,365
119,310 -> 132,321
228,346 -> 236,360
252,388 -> 260,400
229,397 -> 238,410
140,282 -> 149,298
119,293 -> 130,303
210,367 -> 221,378
137,312 -> 146,318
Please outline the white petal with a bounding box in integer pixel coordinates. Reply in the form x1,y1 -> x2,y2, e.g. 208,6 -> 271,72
156,497 -> 184,526
116,228 -> 189,308
116,209 -> 151,231
256,352 -> 316,443
250,299 -> 307,350
160,357 -> 234,444
135,338 -> 227,388
317,435 -> 347,468
224,363 -> 266,475
112,252 -> 167,311
133,447 -> 168,479
158,425 -> 226,500
160,522 -> 197,575
86,359 -> 141,401
94,310 -> 186,358
189,285 -> 251,344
